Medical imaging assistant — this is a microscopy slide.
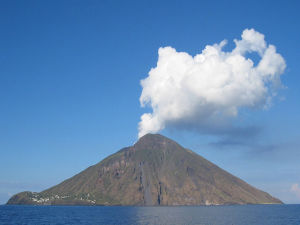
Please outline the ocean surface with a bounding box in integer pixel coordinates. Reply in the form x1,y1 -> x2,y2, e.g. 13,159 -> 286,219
0,204 -> 299,225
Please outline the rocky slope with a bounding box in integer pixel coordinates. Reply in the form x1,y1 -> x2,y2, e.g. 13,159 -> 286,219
7,134 -> 282,205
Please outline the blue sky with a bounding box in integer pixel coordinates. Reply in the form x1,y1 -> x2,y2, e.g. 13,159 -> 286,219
1,0 -> 300,204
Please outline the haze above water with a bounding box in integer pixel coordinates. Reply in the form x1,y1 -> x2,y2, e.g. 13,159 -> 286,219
1,205 -> 300,225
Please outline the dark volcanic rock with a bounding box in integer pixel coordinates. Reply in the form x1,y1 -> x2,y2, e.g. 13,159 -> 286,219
7,134 -> 282,205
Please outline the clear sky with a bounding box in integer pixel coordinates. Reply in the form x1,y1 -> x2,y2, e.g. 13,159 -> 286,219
1,0 -> 300,204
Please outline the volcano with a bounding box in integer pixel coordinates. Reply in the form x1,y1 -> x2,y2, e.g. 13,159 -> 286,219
7,134 -> 282,205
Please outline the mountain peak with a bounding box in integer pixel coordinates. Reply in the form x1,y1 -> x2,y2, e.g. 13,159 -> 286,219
137,133 -> 169,143
134,133 -> 181,151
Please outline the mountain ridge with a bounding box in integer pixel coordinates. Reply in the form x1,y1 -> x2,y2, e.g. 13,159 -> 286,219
7,133 -> 282,205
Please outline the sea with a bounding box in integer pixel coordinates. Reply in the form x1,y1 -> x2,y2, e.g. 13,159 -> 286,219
0,204 -> 299,225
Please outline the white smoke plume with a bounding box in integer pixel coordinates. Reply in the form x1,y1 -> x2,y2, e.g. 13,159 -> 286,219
138,29 -> 286,138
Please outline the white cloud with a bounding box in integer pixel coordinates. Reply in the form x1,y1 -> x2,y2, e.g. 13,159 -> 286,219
138,29 -> 286,138
291,183 -> 300,199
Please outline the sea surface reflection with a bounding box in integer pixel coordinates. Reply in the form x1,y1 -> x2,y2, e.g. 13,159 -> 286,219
1,204 -> 300,225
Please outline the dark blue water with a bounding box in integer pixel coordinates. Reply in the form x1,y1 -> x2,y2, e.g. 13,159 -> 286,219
0,204 -> 299,225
